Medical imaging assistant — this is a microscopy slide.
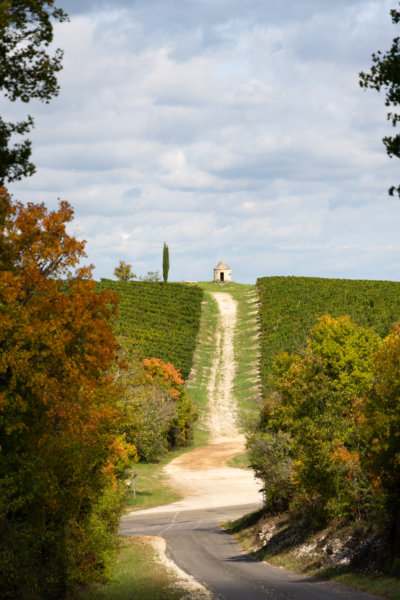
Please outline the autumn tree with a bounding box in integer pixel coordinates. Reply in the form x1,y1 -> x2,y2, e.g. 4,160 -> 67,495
0,188 -> 133,599
0,1 -> 68,184
362,323 -> 400,551
163,242 -> 169,283
114,259 -> 136,282
117,359 -> 177,461
359,4 -> 400,196
116,356 -> 197,462
247,315 -> 381,521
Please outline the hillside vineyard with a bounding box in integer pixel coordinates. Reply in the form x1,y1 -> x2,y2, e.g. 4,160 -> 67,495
96,280 -> 203,380
257,276 -> 400,390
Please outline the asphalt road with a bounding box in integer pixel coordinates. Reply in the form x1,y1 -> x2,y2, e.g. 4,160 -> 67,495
120,503 -> 381,600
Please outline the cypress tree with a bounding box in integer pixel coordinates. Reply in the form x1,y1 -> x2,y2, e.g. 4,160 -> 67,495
163,242 -> 169,283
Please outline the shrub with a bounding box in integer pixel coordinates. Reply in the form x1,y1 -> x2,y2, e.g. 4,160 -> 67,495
119,357 -> 197,462
248,315 -> 380,523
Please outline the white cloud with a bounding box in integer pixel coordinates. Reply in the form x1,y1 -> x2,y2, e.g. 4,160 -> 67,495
4,0 -> 400,283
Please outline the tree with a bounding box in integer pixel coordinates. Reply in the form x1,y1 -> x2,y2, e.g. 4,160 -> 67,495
0,1 -> 68,184
142,358 -> 197,448
163,242 -> 170,283
362,322 -> 400,551
114,260 -> 136,282
139,270 -> 161,282
0,187 -> 133,599
117,356 -> 197,462
359,4 -> 400,196
248,315 -> 381,521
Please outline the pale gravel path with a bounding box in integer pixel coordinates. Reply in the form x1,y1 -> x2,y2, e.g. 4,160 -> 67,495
207,292 -> 239,441
127,291 -> 262,514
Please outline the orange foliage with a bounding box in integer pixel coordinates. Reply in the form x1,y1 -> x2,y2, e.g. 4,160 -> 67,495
0,188 -> 130,595
141,356 -> 197,448
142,357 -> 184,398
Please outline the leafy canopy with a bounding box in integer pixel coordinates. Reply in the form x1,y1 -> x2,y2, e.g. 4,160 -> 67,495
248,315 -> 381,521
114,260 -> 137,282
0,1 -> 68,184
359,4 -> 400,196
0,187 -> 132,598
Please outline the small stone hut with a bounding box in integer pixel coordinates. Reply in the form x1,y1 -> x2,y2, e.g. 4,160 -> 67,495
214,260 -> 232,283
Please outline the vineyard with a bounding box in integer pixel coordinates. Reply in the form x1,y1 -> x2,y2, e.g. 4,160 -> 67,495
96,280 -> 203,380
257,275 -> 400,388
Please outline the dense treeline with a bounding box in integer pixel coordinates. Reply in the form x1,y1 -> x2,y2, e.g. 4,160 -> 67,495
248,315 -> 400,553
96,279 -> 203,380
257,276 -> 400,391
249,275 -> 400,560
0,190 -> 135,599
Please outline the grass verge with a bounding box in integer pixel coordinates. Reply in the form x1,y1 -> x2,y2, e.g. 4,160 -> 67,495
226,452 -> 250,469
124,451 -> 183,510
185,288 -> 219,446
77,536 -> 208,600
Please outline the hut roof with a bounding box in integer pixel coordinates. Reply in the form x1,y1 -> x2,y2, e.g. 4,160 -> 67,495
215,260 -> 231,270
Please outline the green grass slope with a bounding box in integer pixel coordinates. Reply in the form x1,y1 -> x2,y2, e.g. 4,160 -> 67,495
257,275 -> 400,388
96,280 -> 203,380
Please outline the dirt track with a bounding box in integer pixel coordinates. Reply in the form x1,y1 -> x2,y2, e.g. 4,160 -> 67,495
147,291 -> 262,513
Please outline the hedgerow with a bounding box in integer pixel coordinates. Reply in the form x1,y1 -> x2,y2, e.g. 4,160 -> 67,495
96,280 -> 203,380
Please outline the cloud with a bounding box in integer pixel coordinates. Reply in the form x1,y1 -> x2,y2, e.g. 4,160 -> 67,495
4,0 -> 400,283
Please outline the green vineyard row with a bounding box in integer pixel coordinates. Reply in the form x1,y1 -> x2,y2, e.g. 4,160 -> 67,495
257,275 -> 400,389
96,280 -> 203,380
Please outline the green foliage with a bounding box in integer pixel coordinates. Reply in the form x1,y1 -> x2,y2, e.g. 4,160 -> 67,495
246,429 -> 294,512
118,357 -> 196,462
114,260 -> 136,282
0,1 -> 68,183
162,242 -> 169,283
0,192 -> 134,599
359,4 -> 400,196
123,385 -> 176,461
141,358 -> 197,450
248,315 -> 381,522
65,486 -> 126,587
362,322 -> 400,550
96,280 -> 203,380
257,276 -> 400,392
139,271 -> 161,282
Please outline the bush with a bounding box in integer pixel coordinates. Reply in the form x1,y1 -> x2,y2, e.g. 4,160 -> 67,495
247,428 -> 294,512
248,315 -> 380,523
119,357 -> 197,462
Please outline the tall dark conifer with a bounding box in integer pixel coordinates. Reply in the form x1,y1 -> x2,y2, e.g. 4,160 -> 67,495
163,242 -> 169,283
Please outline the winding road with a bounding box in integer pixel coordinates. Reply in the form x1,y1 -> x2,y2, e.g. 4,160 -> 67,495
120,292 -> 381,600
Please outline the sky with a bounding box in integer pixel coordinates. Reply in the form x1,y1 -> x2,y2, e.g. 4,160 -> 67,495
3,0 -> 400,283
